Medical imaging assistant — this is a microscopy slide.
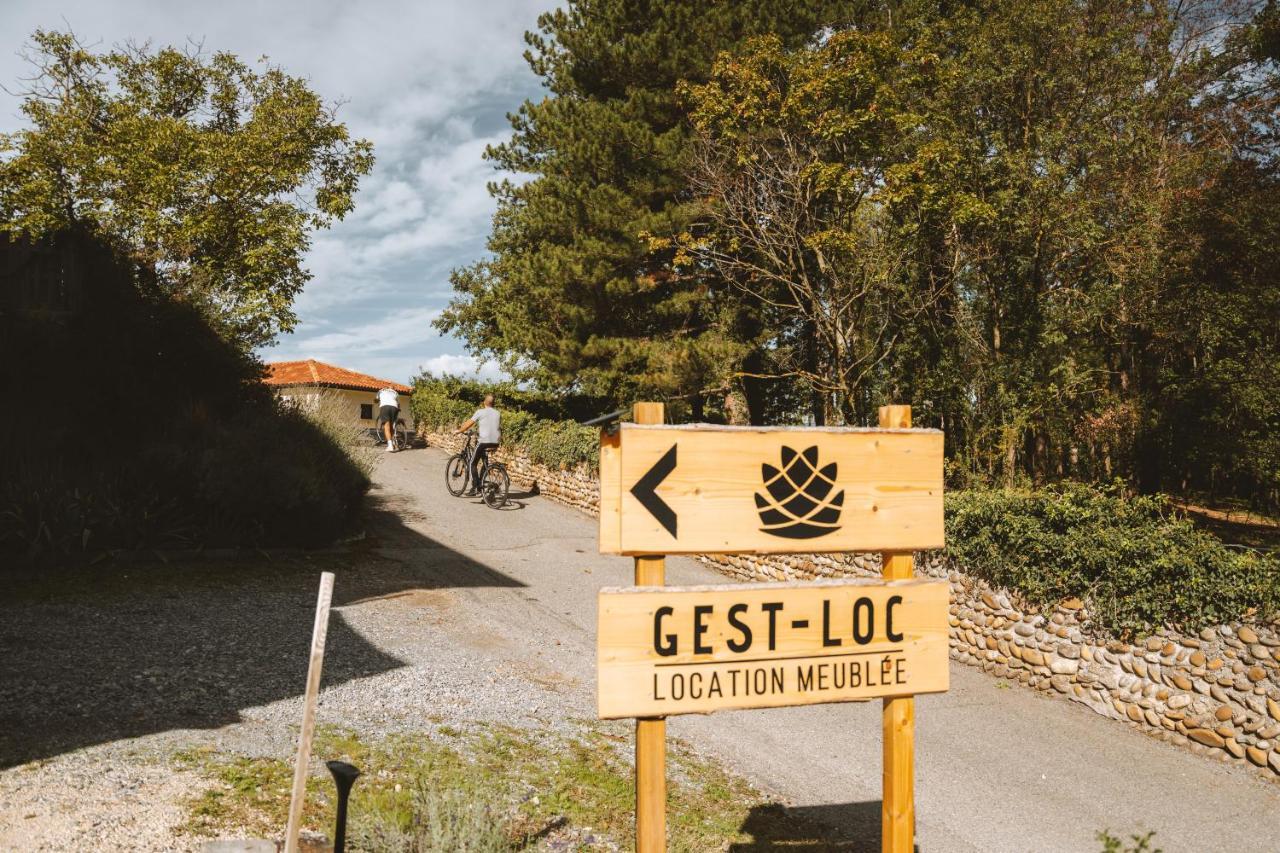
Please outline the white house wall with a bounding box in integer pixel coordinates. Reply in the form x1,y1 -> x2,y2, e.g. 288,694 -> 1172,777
273,385 -> 415,433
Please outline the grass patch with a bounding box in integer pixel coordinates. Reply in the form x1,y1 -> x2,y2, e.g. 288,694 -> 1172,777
175,722 -> 853,850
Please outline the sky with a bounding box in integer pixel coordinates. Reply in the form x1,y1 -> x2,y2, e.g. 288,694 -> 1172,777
0,0 -> 550,383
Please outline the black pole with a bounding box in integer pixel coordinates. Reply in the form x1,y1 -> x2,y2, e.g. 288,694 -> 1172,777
326,760 -> 361,853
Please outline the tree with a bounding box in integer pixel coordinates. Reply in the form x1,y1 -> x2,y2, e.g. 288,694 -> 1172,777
0,30 -> 374,349
675,0 -> 1280,506
437,0 -> 862,419
678,32 -> 940,425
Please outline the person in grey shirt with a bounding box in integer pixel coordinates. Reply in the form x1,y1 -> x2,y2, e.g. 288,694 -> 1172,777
454,394 -> 500,496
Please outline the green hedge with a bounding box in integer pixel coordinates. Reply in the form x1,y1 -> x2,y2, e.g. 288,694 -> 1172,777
1,403 -> 371,557
0,233 -> 370,560
409,373 -> 614,423
945,483 -> 1280,638
412,380 -> 601,472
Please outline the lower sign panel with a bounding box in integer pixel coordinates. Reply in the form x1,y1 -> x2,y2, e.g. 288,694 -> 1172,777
597,579 -> 949,719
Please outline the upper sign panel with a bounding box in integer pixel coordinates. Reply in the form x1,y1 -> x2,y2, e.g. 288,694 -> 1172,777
599,424 -> 944,555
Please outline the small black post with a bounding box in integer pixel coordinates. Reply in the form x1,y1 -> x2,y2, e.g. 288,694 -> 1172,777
326,760 -> 360,853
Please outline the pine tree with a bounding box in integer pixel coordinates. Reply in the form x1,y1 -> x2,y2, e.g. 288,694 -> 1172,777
437,0 -> 861,418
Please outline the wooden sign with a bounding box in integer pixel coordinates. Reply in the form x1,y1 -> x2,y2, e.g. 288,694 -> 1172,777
597,578 -> 949,719
599,424 -> 943,556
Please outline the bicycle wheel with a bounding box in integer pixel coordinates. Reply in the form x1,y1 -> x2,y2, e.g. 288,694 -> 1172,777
482,463 -> 510,509
395,421 -> 408,450
445,453 -> 469,496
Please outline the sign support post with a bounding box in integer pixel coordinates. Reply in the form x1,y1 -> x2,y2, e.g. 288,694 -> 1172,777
599,401 -> 944,853
633,401 -> 666,853
879,404 -> 915,853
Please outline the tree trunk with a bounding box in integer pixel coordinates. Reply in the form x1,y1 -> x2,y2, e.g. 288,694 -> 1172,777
740,350 -> 768,426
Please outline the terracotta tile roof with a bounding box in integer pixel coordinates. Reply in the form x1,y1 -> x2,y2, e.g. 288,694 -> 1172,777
265,359 -> 411,394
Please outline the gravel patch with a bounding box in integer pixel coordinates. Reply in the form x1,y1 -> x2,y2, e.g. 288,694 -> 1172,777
0,750 -> 204,852
0,491 -> 598,850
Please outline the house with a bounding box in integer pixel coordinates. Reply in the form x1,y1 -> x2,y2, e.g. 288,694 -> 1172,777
264,359 -> 414,432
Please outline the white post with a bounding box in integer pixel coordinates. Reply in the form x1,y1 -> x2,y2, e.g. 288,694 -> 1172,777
284,572 -> 335,853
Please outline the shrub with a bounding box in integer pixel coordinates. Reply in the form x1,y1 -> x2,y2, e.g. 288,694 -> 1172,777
195,406 -> 370,548
945,483 -> 1280,638
0,232 -> 371,560
293,389 -> 380,482
409,372 -> 614,423
0,463 -> 197,557
351,777 -> 516,852
0,404 -> 371,558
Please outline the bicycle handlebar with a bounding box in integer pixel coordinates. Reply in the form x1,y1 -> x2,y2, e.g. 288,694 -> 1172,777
581,408 -> 629,428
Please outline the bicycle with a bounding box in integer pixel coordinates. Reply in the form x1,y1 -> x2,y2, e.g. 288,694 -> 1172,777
444,431 -> 509,508
445,432 -> 475,496
374,417 -> 410,451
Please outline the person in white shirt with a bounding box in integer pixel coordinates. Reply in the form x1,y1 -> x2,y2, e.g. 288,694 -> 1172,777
454,394 -> 501,496
376,387 -> 400,451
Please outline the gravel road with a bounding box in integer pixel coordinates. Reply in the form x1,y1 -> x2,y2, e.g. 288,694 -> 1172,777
3,446 -> 1279,851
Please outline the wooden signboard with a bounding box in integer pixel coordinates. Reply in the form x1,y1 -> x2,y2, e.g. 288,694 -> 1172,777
597,578 -> 949,719
599,424 -> 943,556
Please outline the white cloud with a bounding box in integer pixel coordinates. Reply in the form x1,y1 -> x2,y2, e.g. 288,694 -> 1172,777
418,353 -> 506,381
291,306 -> 443,355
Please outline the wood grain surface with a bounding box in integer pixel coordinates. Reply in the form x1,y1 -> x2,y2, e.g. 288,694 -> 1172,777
601,424 -> 943,555
597,579 -> 948,718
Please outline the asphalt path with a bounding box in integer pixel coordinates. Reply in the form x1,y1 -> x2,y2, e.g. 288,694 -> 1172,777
371,446 -> 1280,852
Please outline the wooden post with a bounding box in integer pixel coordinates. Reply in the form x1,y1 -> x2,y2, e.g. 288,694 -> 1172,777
284,572 -> 335,853
633,401 -> 666,853
878,405 -> 915,853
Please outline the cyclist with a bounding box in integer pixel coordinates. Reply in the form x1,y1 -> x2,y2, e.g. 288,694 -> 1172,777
454,394 -> 500,496
376,386 -> 401,452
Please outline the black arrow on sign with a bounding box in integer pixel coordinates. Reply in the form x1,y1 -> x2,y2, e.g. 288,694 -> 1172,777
630,443 -> 678,538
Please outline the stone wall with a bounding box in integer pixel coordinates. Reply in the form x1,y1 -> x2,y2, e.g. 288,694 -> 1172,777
422,429 -> 1280,779
425,430 -> 599,516
699,550 -> 1280,778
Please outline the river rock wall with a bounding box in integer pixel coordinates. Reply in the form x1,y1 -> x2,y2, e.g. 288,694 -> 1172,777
426,430 -> 599,515
422,429 -> 1280,779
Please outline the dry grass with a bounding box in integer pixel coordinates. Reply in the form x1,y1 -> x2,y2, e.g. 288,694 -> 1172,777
174,722 -> 852,851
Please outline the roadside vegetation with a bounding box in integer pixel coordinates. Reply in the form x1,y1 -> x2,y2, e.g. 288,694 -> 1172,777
0,241 -> 372,561
413,376 -> 602,473
946,485 -> 1280,638
176,723 -> 847,850
0,33 -> 375,562
415,382 -> 1280,640
439,0 -> 1280,517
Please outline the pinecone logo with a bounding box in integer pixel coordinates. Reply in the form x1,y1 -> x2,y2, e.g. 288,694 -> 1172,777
754,445 -> 844,539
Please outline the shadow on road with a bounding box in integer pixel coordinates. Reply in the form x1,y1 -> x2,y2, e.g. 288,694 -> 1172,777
732,801 -> 895,852
0,490 -> 526,768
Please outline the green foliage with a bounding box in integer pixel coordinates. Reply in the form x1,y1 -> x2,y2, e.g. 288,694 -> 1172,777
678,30 -> 933,425
0,404 -> 370,557
0,233 -> 369,559
1098,829 -> 1162,853
0,29 -> 374,349
946,484 -> 1280,638
446,0 -> 1280,511
354,779 -> 516,852
411,376 -> 600,472
179,723 -> 843,851
675,0 -> 1280,508
193,406 -> 370,547
437,0 -> 862,411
